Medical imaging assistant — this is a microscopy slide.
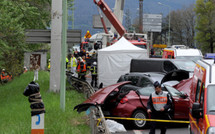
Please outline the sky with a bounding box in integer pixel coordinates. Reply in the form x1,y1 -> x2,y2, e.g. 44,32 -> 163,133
69,0 -> 196,36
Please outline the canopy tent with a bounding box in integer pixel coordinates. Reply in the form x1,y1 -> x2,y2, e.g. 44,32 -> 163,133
98,37 -> 148,87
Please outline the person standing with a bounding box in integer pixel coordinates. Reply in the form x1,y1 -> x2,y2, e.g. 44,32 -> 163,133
76,57 -> 87,81
90,62 -> 97,87
66,56 -> 69,70
74,49 -> 79,58
70,54 -> 77,77
147,81 -> 172,134
33,64 -> 40,81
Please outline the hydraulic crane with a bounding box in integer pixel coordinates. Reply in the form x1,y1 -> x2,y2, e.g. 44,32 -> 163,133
94,0 -> 126,37
93,0 -> 147,49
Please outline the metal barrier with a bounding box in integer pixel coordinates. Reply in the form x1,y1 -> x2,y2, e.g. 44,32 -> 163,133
66,72 -> 110,134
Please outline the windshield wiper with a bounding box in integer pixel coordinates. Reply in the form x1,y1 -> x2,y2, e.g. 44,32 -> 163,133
209,110 -> 215,112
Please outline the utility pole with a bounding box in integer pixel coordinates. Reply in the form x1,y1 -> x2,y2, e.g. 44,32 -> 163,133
60,0 -> 67,111
139,0 -> 143,33
50,0 -> 63,92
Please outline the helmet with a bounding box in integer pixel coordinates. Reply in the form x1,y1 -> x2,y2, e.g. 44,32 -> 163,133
78,57 -> 83,61
153,81 -> 161,88
93,62 -> 97,66
2,69 -> 5,71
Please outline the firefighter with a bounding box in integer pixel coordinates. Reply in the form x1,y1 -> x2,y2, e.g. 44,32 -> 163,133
47,59 -> 50,71
74,49 -> 79,58
1,69 -> 6,81
147,81 -> 173,134
66,57 -> 69,70
70,54 -> 77,77
76,57 -> 87,81
90,62 -> 97,88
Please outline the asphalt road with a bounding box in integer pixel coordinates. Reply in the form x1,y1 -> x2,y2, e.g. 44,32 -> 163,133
114,123 -> 189,134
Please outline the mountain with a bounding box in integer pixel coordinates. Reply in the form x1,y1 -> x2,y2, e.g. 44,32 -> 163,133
69,0 -> 196,36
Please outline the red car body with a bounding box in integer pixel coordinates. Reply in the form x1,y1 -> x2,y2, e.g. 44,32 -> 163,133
75,71 -> 190,128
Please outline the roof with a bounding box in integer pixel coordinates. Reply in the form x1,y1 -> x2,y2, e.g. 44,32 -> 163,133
98,37 -> 146,52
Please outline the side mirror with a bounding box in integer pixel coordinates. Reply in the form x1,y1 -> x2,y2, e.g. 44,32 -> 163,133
191,102 -> 203,119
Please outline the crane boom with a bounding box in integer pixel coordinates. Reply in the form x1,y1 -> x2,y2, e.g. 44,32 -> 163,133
94,0 -> 126,36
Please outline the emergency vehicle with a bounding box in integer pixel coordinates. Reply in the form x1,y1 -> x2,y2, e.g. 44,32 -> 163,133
188,59 -> 215,134
162,47 -> 203,62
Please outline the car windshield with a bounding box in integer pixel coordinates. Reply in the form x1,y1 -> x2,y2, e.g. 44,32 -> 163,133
163,84 -> 182,97
176,56 -> 202,63
138,86 -> 155,96
207,85 -> 215,113
172,60 -> 196,72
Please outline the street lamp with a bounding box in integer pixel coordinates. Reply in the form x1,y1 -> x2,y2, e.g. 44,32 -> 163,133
158,2 -> 171,47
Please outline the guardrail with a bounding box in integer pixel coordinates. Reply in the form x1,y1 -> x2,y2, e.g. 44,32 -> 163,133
66,72 -> 110,134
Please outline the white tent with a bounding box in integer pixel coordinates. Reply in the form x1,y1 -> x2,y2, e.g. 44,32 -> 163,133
98,37 -> 148,87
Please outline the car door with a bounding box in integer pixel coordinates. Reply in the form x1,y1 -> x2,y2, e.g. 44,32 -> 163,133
163,84 -> 189,119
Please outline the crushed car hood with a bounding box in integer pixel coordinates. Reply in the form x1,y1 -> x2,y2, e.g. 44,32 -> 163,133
74,81 -> 130,113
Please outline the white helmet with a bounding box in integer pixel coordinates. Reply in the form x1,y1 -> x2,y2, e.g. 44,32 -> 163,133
93,62 -> 97,65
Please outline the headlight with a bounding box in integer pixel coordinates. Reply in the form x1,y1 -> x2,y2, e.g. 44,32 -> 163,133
207,127 -> 215,134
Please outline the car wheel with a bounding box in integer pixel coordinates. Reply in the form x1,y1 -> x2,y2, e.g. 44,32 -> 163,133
132,110 -> 147,129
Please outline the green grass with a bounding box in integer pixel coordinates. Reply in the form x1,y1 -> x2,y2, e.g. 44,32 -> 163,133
0,71 -> 90,134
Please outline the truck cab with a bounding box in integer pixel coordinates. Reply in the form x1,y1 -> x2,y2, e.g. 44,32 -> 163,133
189,59 -> 215,134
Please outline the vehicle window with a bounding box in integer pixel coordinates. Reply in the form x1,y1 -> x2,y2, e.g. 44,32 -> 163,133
127,76 -> 139,86
163,85 -> 182,97
200,83 -> 204,109
163,61 -> 177,72
176,56 -> 203,62
139,77 -> 153,87
195,80 -> 202,102
138,86 -> 155,96
167,55 -> 172,59
172,60 -> 196,72
207,85 -> 215,113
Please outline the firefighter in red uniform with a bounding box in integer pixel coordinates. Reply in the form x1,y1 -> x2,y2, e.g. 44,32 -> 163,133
1,69 -> 6,81
76,57 -> 87,81
147,81 -> 173,134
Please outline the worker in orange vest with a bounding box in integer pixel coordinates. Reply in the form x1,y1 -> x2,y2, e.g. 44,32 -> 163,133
1,69 -> 6,81
76,57 -> 87,81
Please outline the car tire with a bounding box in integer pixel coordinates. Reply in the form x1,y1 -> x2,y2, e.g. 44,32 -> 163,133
132,110 -> 147,129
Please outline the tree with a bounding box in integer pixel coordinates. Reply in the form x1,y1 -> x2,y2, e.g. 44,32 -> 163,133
195,0 -> 215,53
0,0 -> 51,75
167,5 -> 196,47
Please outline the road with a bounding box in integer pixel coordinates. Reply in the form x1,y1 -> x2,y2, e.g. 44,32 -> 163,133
115,123 -> 189,134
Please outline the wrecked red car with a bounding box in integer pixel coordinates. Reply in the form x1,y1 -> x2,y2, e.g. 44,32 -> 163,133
74,70 -> 190,128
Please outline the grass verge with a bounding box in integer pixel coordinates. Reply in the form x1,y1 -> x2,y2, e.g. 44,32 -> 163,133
0,71 -> 90,134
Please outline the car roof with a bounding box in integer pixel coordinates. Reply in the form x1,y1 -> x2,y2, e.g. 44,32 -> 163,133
121,72 -> 165,84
